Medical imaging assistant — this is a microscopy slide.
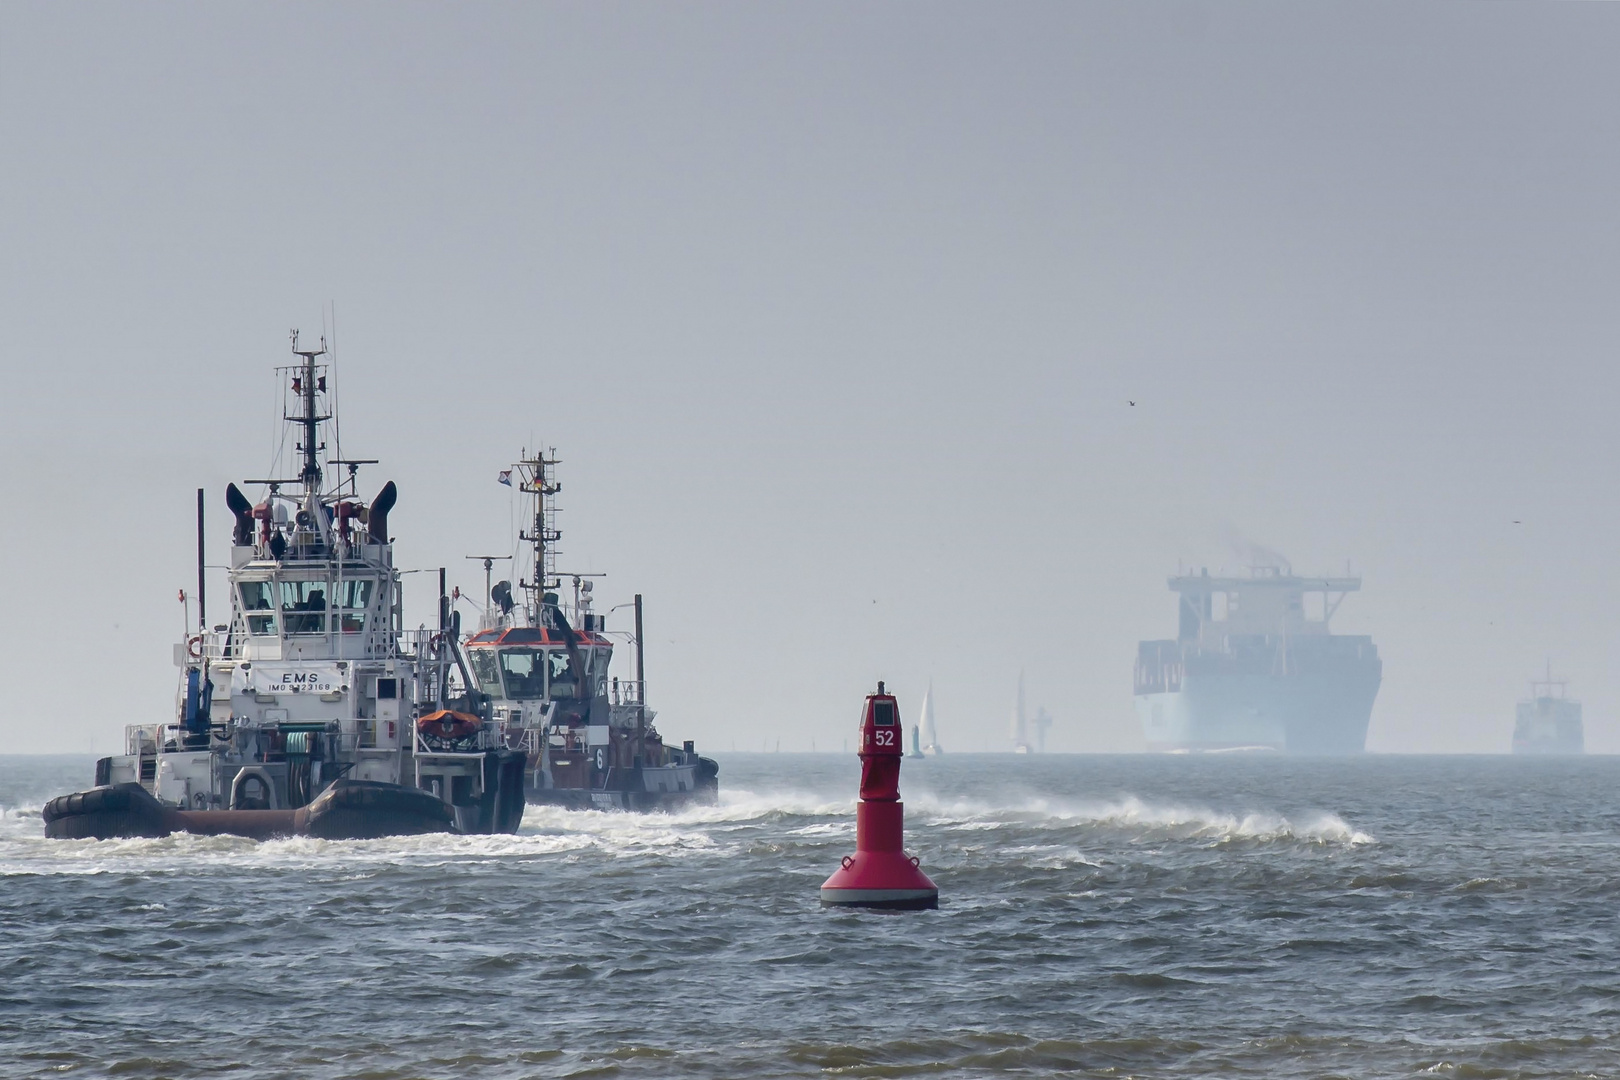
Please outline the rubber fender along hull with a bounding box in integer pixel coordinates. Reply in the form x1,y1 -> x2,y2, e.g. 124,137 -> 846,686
298,779 -> 455,839
43,780 -> 454,840
41,783 -> 171,840
480,749 -> 528,834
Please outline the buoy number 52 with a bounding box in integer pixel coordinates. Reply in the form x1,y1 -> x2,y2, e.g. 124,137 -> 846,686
873,729 -> 895,747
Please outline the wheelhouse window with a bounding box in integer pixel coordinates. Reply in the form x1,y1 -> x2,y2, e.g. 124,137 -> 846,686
280,580 -> 328,635
547,650 -> 579,698
468,648 -> 501,697
239,581 -> 277,636
498,648 -> 545,698
336,579 -> 373,633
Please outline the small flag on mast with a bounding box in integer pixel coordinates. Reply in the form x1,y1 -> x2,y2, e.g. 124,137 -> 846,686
498,470 -> 512,486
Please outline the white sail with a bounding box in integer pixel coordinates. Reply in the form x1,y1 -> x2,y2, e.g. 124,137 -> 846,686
1012,670 -> 1031,753
919,681 -> 942,754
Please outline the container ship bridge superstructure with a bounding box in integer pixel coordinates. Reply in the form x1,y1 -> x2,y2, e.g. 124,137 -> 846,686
1134,566 -> 1381,753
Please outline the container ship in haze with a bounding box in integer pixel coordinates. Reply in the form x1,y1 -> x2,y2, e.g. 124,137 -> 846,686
1134,567 -> 1382,753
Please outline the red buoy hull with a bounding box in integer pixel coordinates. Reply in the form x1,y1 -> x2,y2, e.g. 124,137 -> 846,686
820,798 -> 939,909
820,847 -> 939,909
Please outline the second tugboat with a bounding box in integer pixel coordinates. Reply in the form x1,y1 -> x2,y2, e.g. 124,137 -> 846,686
460,449 -> 718,809
44,333 -> 526,840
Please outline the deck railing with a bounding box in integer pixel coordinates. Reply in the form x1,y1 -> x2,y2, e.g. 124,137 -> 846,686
610,679 -> 645,706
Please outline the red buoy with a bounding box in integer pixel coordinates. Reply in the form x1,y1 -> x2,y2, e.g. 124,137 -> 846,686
820,682 -> 939,910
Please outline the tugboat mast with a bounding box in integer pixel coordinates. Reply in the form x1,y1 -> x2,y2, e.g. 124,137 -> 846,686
289,331 -> 328,493
516,448 -> 562,623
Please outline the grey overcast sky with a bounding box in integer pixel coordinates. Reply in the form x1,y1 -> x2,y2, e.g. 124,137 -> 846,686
2,2 -> 1617,755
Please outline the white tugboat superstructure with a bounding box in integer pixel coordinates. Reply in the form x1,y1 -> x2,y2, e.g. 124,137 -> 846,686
44,333 -> 525,840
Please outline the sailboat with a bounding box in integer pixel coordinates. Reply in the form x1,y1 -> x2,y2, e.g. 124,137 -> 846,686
1011,670 -> 1031,753
919,681 -> 944,756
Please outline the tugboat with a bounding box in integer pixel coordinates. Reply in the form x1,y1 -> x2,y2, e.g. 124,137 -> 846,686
44,333 -> 526,840
459,449 -> 718,809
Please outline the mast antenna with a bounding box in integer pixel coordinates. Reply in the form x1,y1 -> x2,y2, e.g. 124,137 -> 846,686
289,330 -> 329,493
515,447 -> 562,622
328,302 -> 342,487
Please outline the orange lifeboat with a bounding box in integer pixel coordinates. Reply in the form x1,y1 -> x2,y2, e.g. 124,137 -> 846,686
417,710 -> 482,752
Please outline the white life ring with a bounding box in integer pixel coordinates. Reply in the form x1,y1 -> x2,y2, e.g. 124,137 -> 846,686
186,635 -> 204,660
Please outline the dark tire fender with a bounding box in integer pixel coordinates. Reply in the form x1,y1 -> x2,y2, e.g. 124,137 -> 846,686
42,783 -> 174,840
300,779 -> 455,839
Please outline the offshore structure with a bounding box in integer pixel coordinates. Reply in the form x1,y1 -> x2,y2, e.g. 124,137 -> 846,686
1009,672 -> 1052,753
1134,566 -> 1381,753
1512,664 -> 1583,754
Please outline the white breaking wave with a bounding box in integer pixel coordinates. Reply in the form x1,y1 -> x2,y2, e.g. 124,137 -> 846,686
906,792 -> 1374,846
0,786 -> 855,877
0,781 -> 1370,878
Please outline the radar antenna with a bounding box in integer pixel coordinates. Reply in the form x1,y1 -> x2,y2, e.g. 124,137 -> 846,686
465,554 -> 514,629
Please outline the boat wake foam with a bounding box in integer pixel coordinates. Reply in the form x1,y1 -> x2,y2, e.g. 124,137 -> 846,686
906,792 -> 1374,846
0,784 -> 1370,877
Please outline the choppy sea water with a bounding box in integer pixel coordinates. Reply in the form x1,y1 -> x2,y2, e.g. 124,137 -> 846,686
4,753 -> 1620,1079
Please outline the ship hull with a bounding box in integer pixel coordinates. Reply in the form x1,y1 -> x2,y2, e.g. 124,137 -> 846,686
42,779 -> 459,841
525,786 -> 717,811
526,756 -> 719,812
1136,666 -> 1380,754
1512,698 -> 1583,754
